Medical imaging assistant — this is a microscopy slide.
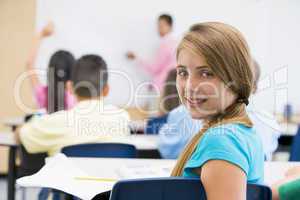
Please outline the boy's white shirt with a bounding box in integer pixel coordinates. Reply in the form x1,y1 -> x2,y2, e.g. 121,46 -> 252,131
20,99 -> 130,155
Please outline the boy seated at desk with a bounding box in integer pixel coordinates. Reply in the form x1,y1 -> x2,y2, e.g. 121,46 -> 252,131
15,54 -> 130,156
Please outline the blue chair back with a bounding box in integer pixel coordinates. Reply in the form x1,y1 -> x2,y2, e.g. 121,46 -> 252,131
145,114 -> 168,134
247,183 -> 272,200
109,178 -> 272,200
61,143 -> 137,158
110,178 -> 206,200
290,125 -> 300,161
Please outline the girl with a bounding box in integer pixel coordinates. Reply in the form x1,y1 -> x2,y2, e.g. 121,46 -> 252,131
171,22 -> 264,199
26,22 -> 76,113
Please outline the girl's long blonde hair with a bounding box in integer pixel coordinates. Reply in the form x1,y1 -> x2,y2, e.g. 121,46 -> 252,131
171,22 -> 254,176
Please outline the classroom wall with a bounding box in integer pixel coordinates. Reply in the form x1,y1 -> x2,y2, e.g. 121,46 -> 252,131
0,0 -> 36,173
0,0 -> 36,123
35,0 -> 300,114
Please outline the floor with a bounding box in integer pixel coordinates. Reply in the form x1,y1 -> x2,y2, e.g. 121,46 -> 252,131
0,178 -> 40,200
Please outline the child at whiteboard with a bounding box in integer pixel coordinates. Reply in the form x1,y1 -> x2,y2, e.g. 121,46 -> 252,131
25,22 -> 76,112
126,14 -> 177,92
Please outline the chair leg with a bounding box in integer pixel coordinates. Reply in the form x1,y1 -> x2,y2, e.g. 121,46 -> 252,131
21,187 -> 26,200
52,191 -> 61,200
38,188 -> 50,200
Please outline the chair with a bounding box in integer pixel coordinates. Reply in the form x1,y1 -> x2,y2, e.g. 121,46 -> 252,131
247,183 -> 272,200
41,143 -> 137,200
289,125 -> 300,161
109,178 -> 272,200
145,114 -> 168,134
61,143 -> 137,158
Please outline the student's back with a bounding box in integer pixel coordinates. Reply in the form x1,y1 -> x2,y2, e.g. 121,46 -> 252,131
18,55 -> 130,155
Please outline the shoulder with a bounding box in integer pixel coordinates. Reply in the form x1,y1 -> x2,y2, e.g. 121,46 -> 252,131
102,104 -> 130,120
20,110 -> 69,137
188,124 -> 257,173
203,123 -> 254,144
27,110 -> 68,127
167,105 -> 187,120
168,105 -> 197,123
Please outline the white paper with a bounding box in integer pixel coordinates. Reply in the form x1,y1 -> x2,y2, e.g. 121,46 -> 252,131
17,154 -> 115,200
117,164 -> 172,179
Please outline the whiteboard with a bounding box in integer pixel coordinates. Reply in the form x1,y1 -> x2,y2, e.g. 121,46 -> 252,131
35,0 -> 300,113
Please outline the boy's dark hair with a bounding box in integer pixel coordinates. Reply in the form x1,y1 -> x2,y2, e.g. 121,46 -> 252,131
158,14 -> 173,27
72,54 -> 108,98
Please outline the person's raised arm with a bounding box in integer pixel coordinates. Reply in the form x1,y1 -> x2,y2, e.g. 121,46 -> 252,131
26,22 -> 54,88
126,42 -> 173,76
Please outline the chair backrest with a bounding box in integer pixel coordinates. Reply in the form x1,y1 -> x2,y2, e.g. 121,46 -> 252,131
247,183 -> 272,200
18,144 -> 47,178
18,114 -> 47,178
61,143 -> 137,158
145,114 -> 168,134
109,178 -> 272,200
110,178 -> 206,200
290,125 -> 300,161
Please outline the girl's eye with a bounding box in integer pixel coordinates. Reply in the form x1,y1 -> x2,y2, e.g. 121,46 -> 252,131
199,70 -> 214,78
177,69 -> 188,77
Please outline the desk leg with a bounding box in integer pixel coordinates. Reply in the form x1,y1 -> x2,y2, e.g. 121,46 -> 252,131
8,146 -> 17,200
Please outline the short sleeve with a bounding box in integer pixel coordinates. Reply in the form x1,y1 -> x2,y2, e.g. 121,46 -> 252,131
65,90 -> 77,109
184,125 -> 250,176
19,113 -> 68,154
19,116 -> 53,154
158,105 -> 202,159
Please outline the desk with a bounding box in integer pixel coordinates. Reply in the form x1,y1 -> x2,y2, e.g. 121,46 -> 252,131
2,117 -> 25,131
279,123 -> 298,136
0,132 -> 17,146
0,132 -> 159,152
70,158 -> 300,186
110,135 -> 158,150
0,132 -> 160,200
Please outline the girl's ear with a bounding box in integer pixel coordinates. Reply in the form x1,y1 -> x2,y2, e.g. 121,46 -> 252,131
66,81 -> 74,95
102,85 -> 110,97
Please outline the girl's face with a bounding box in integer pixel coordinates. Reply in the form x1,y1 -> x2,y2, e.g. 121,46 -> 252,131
176,49 -> 237,120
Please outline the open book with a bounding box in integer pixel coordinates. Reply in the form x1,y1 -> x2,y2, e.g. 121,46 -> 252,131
17,153 -> 173,200
17,154 -> 116,200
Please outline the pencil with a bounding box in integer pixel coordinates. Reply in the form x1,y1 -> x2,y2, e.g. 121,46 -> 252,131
74,176 -> 118,182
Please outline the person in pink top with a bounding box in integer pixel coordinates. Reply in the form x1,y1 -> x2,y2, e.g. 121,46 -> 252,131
26,22 -> 76,113
126,14 -> 177,91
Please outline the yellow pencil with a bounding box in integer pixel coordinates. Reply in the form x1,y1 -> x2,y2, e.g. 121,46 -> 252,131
74,176 -> 118,182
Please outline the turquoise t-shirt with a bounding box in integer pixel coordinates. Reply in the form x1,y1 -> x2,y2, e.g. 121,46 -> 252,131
183,123 -> 264,184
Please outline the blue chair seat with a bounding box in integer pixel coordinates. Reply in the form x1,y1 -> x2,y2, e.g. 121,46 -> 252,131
61,143 -> 137,158
289,125 -> 300,161
145,114 -> 168,134
39,143 -> 137,200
